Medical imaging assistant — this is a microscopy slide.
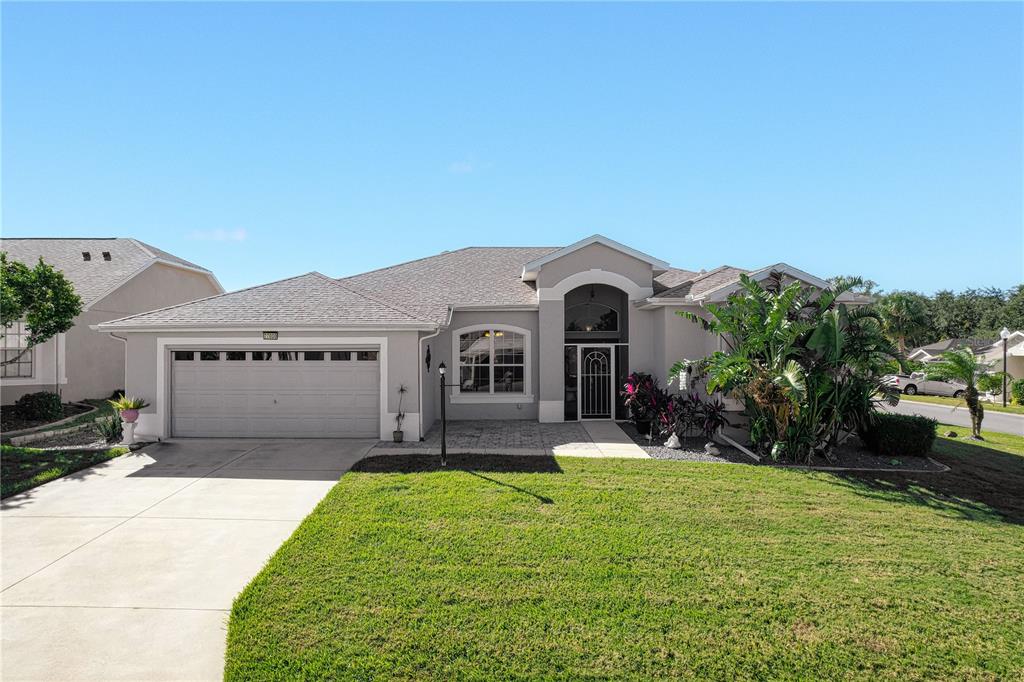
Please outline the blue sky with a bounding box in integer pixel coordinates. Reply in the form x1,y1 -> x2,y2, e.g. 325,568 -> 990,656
3,2 -> 1021,294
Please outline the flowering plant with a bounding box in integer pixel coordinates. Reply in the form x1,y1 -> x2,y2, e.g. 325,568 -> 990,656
621,372 -> 670,429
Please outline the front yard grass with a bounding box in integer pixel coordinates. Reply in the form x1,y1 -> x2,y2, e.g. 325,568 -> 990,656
1,444 -> 128,499
226,427 -> 1024,680
901,392 -> 1024,415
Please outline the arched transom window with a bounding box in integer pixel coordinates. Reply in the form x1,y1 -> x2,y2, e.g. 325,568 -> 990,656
565,302 -> 618,333
452,326 -> 532,402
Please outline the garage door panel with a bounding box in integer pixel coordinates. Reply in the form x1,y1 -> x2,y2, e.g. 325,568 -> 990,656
172,350 -> 380,438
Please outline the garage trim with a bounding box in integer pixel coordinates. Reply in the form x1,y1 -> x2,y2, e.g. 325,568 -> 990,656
151,336 -> 397,440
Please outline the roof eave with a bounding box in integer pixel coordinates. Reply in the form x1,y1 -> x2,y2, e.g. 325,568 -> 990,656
93,322 -> 438,333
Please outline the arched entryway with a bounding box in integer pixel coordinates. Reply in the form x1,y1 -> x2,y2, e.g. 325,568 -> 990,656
562,284 -> 629,420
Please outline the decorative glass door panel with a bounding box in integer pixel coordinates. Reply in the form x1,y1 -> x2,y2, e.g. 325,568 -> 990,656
580,346 -> 613,419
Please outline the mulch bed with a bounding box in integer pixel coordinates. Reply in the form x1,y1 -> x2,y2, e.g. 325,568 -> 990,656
769,436 -> 947,472
620,422 -> 946,472
25,428 -> 112,449
1,402 -> 92,433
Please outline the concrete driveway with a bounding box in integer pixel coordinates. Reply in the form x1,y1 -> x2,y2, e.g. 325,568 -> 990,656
1,438 -> 373,682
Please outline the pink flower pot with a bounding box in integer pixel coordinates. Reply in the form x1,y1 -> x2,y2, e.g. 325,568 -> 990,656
120,408 -> 140,424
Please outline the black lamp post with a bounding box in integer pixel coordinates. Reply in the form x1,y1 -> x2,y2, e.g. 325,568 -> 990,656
437,361 -> 458,467
1000,327 -> 1011,408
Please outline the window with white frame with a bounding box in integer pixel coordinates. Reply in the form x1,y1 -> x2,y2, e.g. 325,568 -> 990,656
456,327 -> 528,396
1,322 -> 33,378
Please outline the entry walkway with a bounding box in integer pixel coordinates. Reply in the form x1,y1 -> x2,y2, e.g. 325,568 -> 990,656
372,420 -> 648,458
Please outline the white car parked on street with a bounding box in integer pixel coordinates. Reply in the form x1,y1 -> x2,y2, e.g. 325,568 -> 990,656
883,371 -> 967,397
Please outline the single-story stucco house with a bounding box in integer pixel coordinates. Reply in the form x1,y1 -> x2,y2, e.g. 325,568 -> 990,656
907,337 -> 995,364
1,238 -> 223,405
95,235 -> 862,441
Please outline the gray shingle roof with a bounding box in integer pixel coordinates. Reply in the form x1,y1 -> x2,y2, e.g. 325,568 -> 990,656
911,338 -> 996,356
0,238 -> 213,305
653,267 -> 700,293
341,247 -> 559,324
651,266 -> 749,299
98,272 -> 430,329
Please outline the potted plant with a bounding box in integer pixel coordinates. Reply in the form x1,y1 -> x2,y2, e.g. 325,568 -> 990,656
108,394 -> 150,424
393,384 -> 408,442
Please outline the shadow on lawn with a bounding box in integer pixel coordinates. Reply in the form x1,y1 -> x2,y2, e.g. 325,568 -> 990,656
353,454 -> 561,504
825,437 -> 1024,525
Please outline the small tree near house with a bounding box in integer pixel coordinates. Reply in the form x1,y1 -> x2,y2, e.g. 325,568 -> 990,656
1,253 -> 82,370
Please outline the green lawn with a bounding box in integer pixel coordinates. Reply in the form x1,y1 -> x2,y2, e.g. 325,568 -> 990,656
1,444 -> 128,499
901,392 -> 1024,415
226,428 -> 1024,680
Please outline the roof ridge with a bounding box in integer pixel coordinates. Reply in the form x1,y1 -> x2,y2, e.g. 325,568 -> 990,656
97,271 -> 320,327
338,247 -> 477,280
339,245 -> 560,281
128,238 -> 156,259
310,272 -> 432,324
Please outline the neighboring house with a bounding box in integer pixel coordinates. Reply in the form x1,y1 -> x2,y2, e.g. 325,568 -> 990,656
96,234 -> 865,441
907,338 -> 995,364
1,238 -> 223,405
979,330 -> 1024,379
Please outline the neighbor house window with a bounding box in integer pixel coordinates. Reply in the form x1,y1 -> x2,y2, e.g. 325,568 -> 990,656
454,327 -> 530,398
1,322 -> 32,378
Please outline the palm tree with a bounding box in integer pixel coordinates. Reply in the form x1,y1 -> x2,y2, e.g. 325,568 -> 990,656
926,347 -> 993,439
878,292 -> 930,354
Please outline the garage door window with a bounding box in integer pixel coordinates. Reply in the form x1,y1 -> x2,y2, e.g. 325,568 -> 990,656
304,351 -> 325,361
357,351 -> 378,361
252,351 -> 272,361
173,351 -> 194,361
200,351 -> 220,361
331,351 -> 351,361
278,352 -> 298,361
226,352 -> 246,361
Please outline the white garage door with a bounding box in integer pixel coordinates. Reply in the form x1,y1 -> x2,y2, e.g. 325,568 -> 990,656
171,349 -> 380,438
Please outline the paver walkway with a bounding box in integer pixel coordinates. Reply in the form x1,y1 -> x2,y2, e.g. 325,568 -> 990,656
373,420 -> 648,458
1,438 -> 373,681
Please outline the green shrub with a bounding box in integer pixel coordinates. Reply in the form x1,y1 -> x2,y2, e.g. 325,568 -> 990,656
860,413 -> 937,457
1012,378 -> 1024,405
14,391 -> 62,421
93,416 -> 123,443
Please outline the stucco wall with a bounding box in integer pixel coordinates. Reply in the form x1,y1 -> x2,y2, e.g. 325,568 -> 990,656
536,243 -> 653,290
2,263 -> 220,405
0,335 -> 64,404
437,310 -> 540,421
654,305 -> 718,397
121,328 -> 422,440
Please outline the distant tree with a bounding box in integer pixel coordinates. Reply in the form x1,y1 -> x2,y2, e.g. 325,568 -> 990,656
829,275 -> 881,297
878,291 -> 930,353
0,253 -> 82,366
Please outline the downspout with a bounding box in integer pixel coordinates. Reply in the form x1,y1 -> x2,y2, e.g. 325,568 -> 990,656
108,332 -> 128,396
418,306 -> 453,440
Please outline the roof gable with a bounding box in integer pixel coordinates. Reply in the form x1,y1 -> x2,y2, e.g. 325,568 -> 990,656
521,235 -> 670,282
0,237 -> 219,306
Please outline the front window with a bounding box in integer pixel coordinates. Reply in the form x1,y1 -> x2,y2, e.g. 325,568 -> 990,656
1,322 -> 33,378
457,328 -> 527,395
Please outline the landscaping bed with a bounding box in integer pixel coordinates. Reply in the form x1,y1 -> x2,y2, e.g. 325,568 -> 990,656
619,421 -> 750,463
1,444 -> 128,498
226,428 -> 1024,680
1,401 -> 93,433
21,427 -> 112,449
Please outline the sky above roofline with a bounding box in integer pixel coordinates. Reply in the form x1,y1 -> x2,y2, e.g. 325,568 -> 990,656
2,2 -> 1020,294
